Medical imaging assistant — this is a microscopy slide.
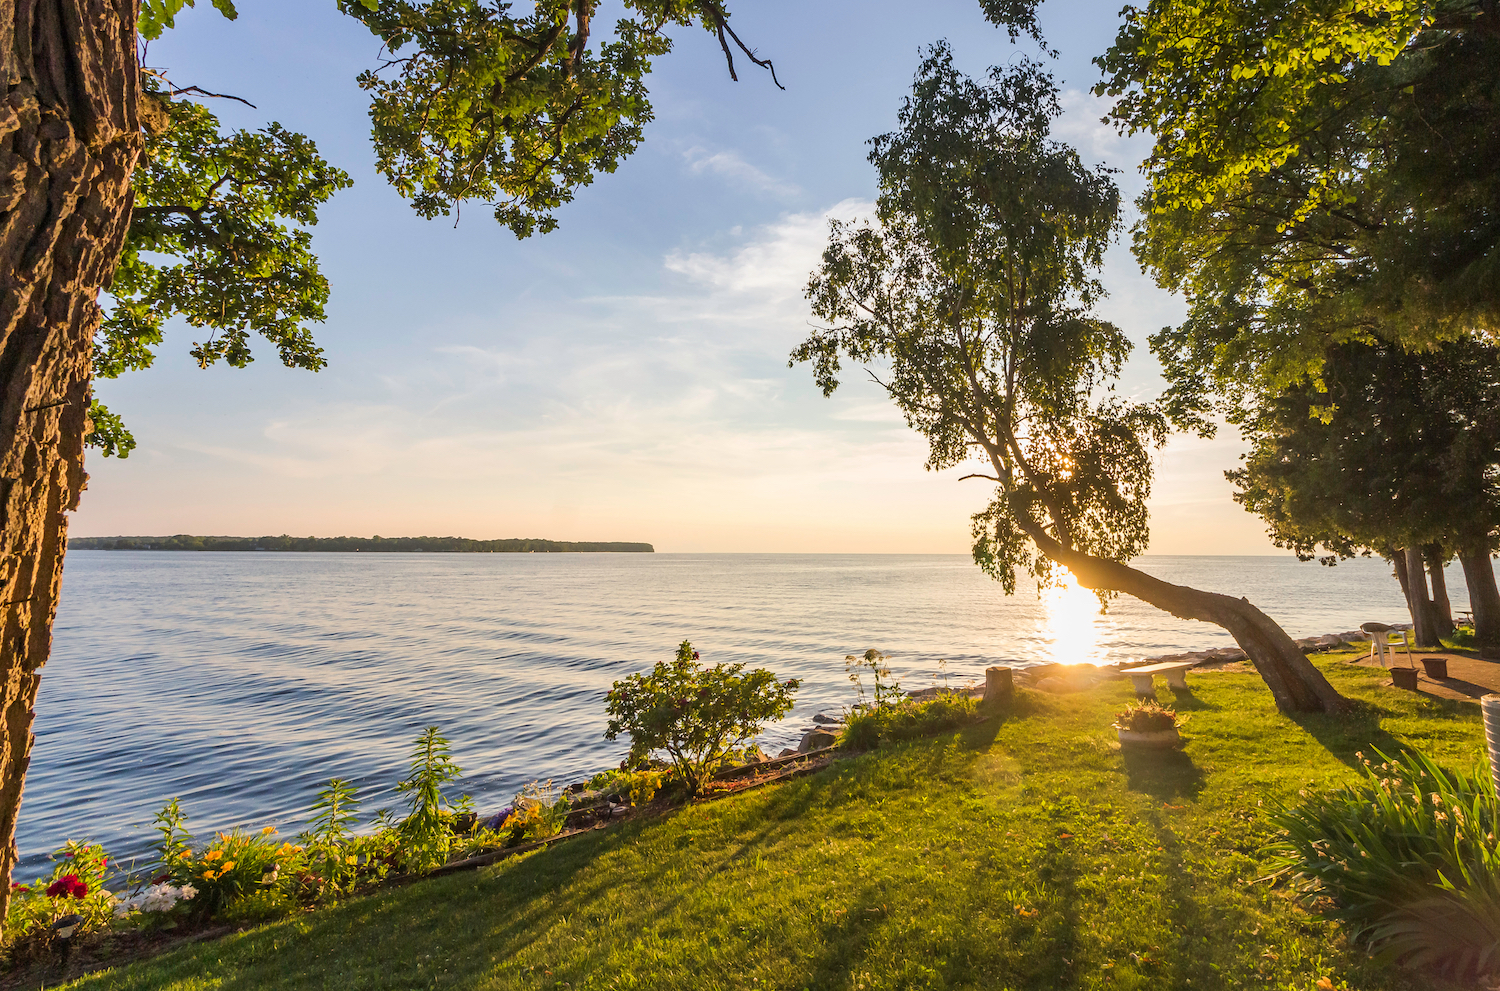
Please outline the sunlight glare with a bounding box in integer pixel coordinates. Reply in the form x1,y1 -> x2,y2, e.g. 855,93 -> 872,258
1041,568 -> 1111,667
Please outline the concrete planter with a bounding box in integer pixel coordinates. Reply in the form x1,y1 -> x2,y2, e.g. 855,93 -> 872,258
1392,667 -> 1420,690
1115,726 -> 1181,748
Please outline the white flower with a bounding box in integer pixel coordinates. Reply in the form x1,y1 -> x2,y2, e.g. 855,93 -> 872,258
178,884 -> 196,900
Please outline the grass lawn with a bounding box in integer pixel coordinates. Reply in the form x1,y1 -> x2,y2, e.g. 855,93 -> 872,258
57,648 -> 1487,991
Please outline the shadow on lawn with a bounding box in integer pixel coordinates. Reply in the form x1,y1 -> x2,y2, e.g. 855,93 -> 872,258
1290,699 -> 1410,769
1122,747 -> 1205,800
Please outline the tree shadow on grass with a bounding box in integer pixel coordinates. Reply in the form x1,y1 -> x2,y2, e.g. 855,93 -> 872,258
1122,746 -> 1206,800
1289,698 -> 1408,769
1166,686 -> 1219,712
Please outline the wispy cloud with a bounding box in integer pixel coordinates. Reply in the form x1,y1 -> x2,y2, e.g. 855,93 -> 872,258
682,146 -> 801,198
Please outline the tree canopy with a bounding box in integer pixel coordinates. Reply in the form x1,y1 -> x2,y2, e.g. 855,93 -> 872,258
1098,0 -> 1500,420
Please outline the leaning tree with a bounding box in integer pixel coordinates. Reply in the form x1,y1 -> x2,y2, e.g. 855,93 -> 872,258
0,0 -> 794,932
793,46 -> 1347,715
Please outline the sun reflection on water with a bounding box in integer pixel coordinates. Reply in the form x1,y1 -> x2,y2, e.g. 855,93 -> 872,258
1040,568 -> 1113,666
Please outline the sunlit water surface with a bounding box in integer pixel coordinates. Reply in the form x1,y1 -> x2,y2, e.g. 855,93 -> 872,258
24,552 -> 1462,874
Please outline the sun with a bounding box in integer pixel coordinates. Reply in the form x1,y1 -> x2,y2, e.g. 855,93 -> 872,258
1040,567 -> 1111,667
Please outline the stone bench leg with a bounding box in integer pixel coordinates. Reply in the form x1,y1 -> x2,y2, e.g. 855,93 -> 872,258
1129,673 -> 1155,695
1165,670 -> 1190,689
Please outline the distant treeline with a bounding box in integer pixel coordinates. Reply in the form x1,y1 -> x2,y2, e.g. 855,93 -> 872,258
69,535 -> 655,553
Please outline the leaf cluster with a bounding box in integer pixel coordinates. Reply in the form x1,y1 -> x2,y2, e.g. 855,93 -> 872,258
603,641 -> 799,796
337,0 -> 758,237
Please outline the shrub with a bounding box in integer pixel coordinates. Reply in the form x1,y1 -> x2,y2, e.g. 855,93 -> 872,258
393,726 -> 472,873
605,641 -> 800,796
5,840 -> 119,945
171,827 -> 302,917
839,692 -> 978,750
1268,747 -> 1500,978
586,767 -> 664,806
1112,700 -> 1180,732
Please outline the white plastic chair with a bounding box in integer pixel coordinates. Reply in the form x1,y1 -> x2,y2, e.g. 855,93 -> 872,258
1360,622 -> 1412,667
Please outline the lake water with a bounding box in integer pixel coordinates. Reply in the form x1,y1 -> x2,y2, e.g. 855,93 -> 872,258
21,552 -> 1464,876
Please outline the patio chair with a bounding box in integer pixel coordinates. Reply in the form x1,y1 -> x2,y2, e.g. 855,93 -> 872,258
1360,622 -> 1414,667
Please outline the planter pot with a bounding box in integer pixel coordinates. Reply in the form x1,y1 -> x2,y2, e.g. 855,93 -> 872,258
1116,726 -> 1180,748
1392,667 -> 1420,690
1421,656 -> 1449,679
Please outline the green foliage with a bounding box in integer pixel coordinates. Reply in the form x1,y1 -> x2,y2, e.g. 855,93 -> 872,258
1112,700 -> 1180,732
502,781 -> 573,842
336,1 -> 774,238
840,691 -> 979,750
1229,337 -> 1500,563
4,841 -> 119,947
139,0 -> 238,41
604,641 -> 799,796
1268,747 -> 1500,977
793,44 -> 1165,595
171,828 -> 302,917
1101,0 -> 1500,417
586,767 -> 664,806
297,779 -> 364,900
394,727 -> 472,873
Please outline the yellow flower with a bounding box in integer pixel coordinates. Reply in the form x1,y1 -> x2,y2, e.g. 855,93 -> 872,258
203,850 -> 223,862
220,861 -> 236,872
261,826 -> 277,836
202,869 -> 219,881
346,855 -> 358,865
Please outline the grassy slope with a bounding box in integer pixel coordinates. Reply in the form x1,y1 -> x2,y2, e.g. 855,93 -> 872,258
66,649 -> 1485,991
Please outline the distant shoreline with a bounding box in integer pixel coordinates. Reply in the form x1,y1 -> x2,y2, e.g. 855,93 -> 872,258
68,535 -> 655,553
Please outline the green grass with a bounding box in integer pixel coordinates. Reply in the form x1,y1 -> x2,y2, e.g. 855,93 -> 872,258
58,649 -> 1488,990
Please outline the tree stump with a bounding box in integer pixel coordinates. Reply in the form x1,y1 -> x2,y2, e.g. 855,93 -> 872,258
982,666 -> 1014,705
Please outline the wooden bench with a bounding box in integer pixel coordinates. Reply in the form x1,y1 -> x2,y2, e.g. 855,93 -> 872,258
1123,661 -> 1197,695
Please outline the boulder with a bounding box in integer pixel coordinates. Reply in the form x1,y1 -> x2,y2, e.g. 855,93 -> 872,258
777,748 -> 797,758
812,713 -> 845,725
798,728 -> 839,752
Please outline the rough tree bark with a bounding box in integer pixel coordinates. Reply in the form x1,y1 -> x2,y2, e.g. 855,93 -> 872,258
1403,545 -> 1443,647
1014,510 -> 1348,715
1459,546 -> 1500,659
1424,543 -> 1455,635
0,0 -> 141,935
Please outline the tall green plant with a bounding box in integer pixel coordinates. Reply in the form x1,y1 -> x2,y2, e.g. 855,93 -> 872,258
395,727 -> 471,874
297,778 -> 362,898
1268,747 -> 1500,977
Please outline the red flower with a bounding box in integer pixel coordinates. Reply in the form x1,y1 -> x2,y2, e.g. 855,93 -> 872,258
45,875 -> 88,899
10,883 -> 28,892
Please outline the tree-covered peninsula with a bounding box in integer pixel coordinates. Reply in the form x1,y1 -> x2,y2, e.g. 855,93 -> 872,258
69,535 -> 654,553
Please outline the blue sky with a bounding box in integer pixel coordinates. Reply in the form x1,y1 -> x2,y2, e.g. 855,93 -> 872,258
74,0 -> 1283,554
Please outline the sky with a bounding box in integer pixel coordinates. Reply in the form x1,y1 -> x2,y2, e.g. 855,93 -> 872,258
73,0 -> 1287,554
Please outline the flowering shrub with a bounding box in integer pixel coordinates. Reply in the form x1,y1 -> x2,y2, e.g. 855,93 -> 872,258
4,841 -> 118,945
586,767 -> 665,806
605,641 -> 800,796
1268,747 -> 1500,978
170,827 -> 304,916
1112,700 -> 1180,732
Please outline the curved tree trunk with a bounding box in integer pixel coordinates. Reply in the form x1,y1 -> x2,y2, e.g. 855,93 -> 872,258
1459,547 -> 1500,659
1018,523 -> 1347,714
0,0 -> 140,936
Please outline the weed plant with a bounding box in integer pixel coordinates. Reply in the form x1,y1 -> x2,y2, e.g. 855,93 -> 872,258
392,726 -> 472,874
1269,747 -> 1500,977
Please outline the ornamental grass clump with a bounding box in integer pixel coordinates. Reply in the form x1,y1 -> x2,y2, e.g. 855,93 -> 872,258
605,640 -> 799,797
1112,700 -> 1181,732
1268,747 -> 1500,978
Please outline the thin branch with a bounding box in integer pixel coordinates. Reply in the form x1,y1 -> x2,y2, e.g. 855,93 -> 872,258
169,85 -> 257,109
958,473 -> 1001,483
706,3 -> 784,90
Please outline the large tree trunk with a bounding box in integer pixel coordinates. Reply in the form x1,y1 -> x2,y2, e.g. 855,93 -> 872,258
0,0 -> 141,936
1424,544 -> 1455,635
1019,525 -> 1348,714
1459,547 -> 1500,660
1403,545 -> 1443,647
